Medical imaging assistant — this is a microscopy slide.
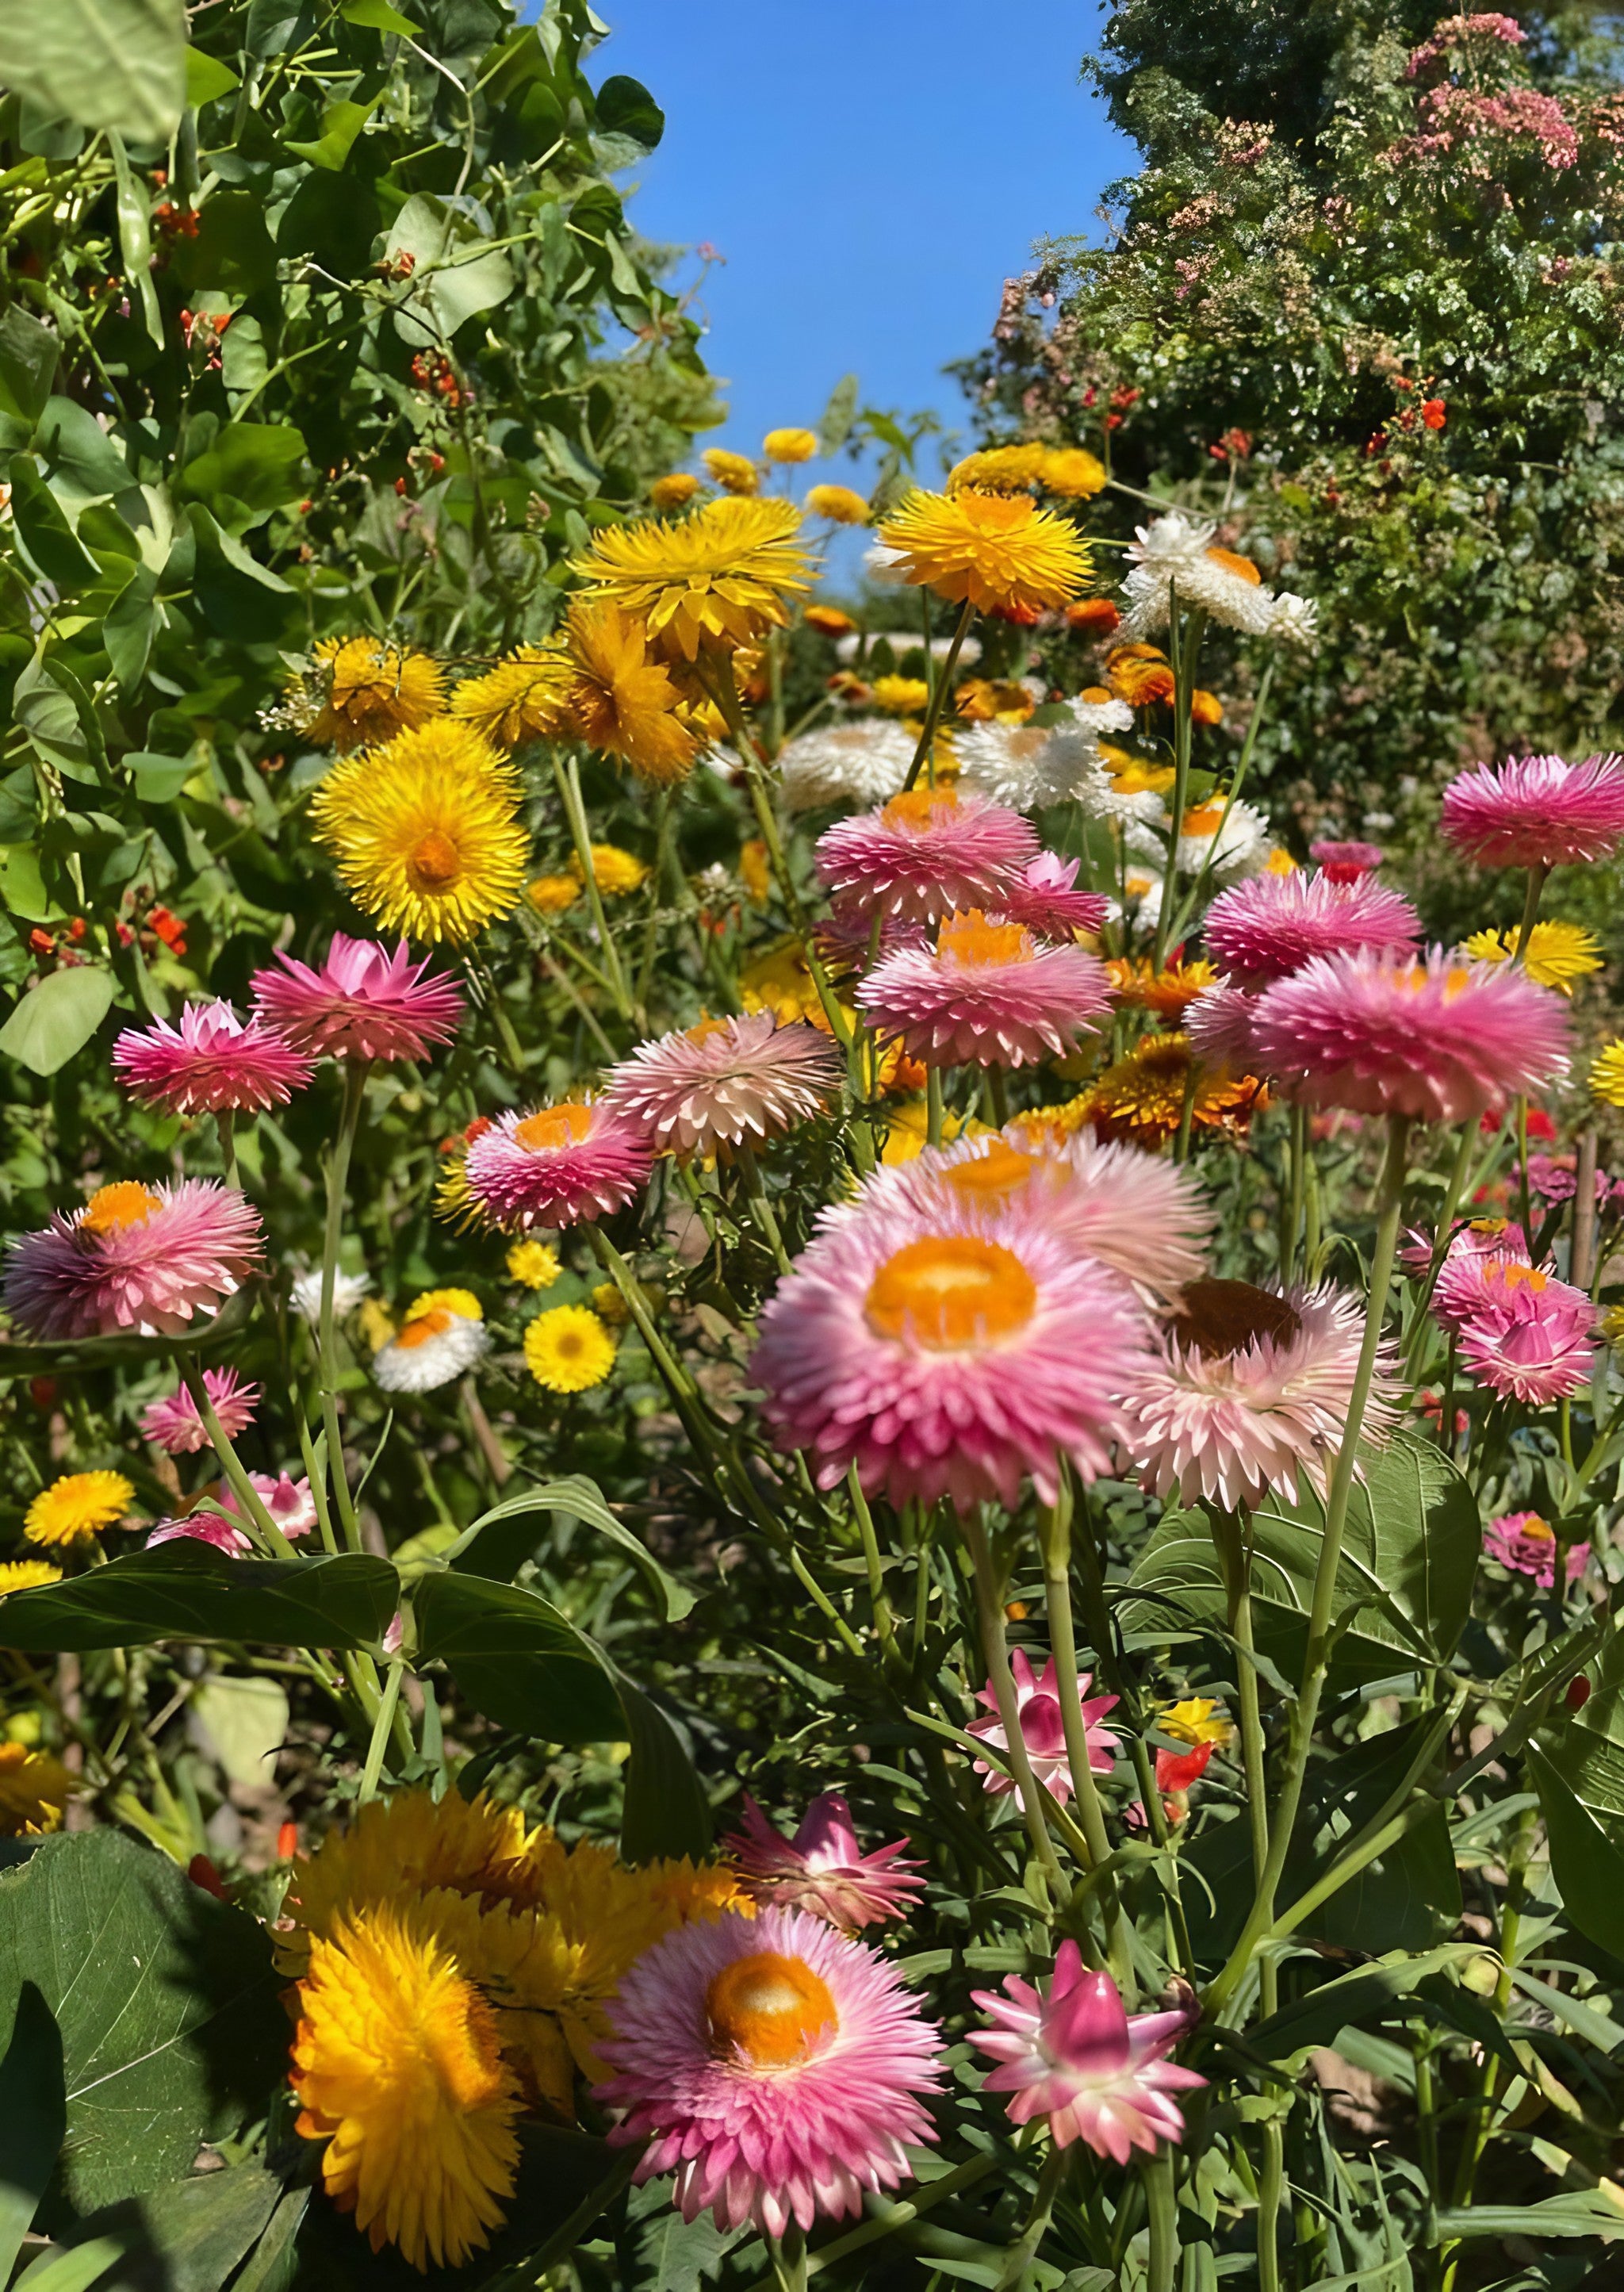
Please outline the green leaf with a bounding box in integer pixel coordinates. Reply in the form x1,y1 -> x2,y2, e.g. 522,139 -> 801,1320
13,655 -> 98,784
616,1671 -> 712,1863
0,844 -> 50,923
339,0 -> 421,28
190,1677 -> 290,1790
818,372 -> 860,455
450,1472 -> 695,1620
1247,1945 -> 1481,2060
34,400 -> 136,508
0,0 -> 186,141
1430,2194 -> 1624,2242
176,422 -> 308,527
174,191 -> 278,297
9,458 -> 102,592
0,1984 -> 65,2278
626,2176 -> 744,2292
12,2237 -> 125,2291
229,2188 -> 308,2292
0,1831 -> 285,2213
1530,1736 -> 1624,1959
0,308 -> 59,448
108,131 -> 163,352
0,1546 -> 400,1653
0,967 -> 115,1079
412,1572 -> 625,1742
593,72 -> 664,151
124,751 -> 197,803
104,565 -> 159,690
284,92 -> 380,171
182,47 -> 239,107
384,194 -> 516,346
59,2162 -> 282,2291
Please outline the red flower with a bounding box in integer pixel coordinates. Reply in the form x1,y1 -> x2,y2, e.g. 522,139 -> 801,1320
1155,1738 -> 1214,1794
1421,398 -> 1446,431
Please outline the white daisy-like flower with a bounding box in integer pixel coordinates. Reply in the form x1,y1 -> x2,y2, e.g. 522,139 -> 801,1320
372,1290 -> 490,1393
1119,512 -> 1280,641
833,632 -> 984,667
956,721 -> 1107,811
1269,592 -> 1318,645
776,721 -> 917,814
1066,692 -> 1135,739
1121,866 -> 1164,933
290,1267 -> 372,1324
863,542 -> 912,588
1172,797 -> 1271,881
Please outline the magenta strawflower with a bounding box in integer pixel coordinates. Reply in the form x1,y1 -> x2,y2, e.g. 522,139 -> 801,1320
605,1013 -> 843,1156
1000,852 -> 1110,940
147,1470 -> 317,1555
1202,869 -> 1420,988
139,1366 -> 261,1455
595,1906 -> 943,2236
250,933 -> 465,1062
1407,1215 -> 1530,1293
5,1180 -> 263,1341
147,1508 -> 249,1557
1450,1259 -> 1595,1404
966,1650 -> 1117,1804
753,1191 -> 1151,1510
971,1945 -> 1204,2161
112,1000 -> 314,1115
1484,1509 -> 1589,1588
1185,981 -> 1263,1075
1441,753 -> 1624,870
1247,949 -> 1569,1122
856,910 -> 1112,1069
722,1793 -> 925,1930
1120,1278 -> 1396,1511
1308,838 -> 1385,883
460,1101 -> 653,1232
814,788 -> 1038,926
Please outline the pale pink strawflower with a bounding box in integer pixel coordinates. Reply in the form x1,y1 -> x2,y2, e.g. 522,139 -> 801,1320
815,788 -> 1038,926
1451,1259 -> 1595,1405
1309,838 -> 1385,883
595,1905 -> 944,2237
1441,753 -> 1624,870
146,1470 -> 317,1556
1247,949 -> 1570,1123
856,909 -> 1113,1070
753,1193 -> 1151,1511
460,1101 -> 653,1232
971,1945 -> 1204,2162
1432,1237 -> 1538,1334
1484,1509 -> 1588,1588
5,1180 -> 263,1341
147,1508 -> 249,1557
1185,981 -> 1263,1075
722,1792 -> 925,1930
251,933 -> 465,1062
113,1000 -> 314,1115
139,1366 -> 261,1455
966,1650 -> 1117,1805
1404,1215 -> 1530,1289
1001,852 -> 1110,940
1120,1278 -> 1398,1512
605,1013 -> 843,1156
1202,869 -> 1420,988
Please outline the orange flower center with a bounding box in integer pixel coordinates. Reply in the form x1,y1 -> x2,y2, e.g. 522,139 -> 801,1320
686,1016 -> 734,1047
1079,684 -> 1114,703
705,1950 -> 837,2067
1493,1262 -> 1547,1294
407,830 -> 463,893
1205,546 -> 1262,584
866,1235 -> 1038,1350
943,1140 -> 1040,1202
1170,1278 -> 1302,1360
1180,803 -> 1226,839
396,1307 -> 453,1350
81,1182 -> 163,1236
880,787 -> 958,834
938,910 -> 1032,968
1518,1517 -> 1555,1542
513,1103 -> 596,1154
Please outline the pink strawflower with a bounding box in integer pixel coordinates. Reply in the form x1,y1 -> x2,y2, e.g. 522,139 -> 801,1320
814,788 -> 1038,926
595,1905 -> 944,2236
1522,1153 -> 1610,1206
1406,1215 -> 1530,1291
1484,1509 -> 1588,1588
850,1123 -> 1213,1301
1000,853 -> 1110,940
971,1945 -> 1204,2162
966,1649 -> 1117,1804
1185,981 -> 1263,1075
251,932 -> 465,1062
604,1013 -> 843,1156
1451,1259 -> 1595,1404
1120,1278 -> 1398,1511
1202,869 -> 1420,988
147,1508 -> 249,1557
112,1000 -> 314,1115
856,909 -> 1113,1069
5,1179 -> 263,1341
1440,753 -> 1624,871
1308,839 -> 1385,883
139,1366 -> 261,1455
722,1792 -> 925,1930
753,1191 -> 1151,1510
1247,948 -> 1569,1122
147,1471 -> 315,1555
460,1100 -> 653,1232
1431,1235 -> 1538,1333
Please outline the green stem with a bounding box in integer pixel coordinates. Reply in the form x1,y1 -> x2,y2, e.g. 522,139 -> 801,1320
1281,1105 -> 1306,1284
995,2144 -> 1070,2291
733,1141 -> 794,1275
1509,860 -> 1549,965
960,1507 -> 1069,1904
552,749 -> 635,1022
320,1063 -> 368,1554
1153,590 -> 1207,969
901,597 -> 976,792
1145,2149 -> 1180,2292
848,1462 -> 902,1673
1040,1492 -> 1131,1985
357,1658 -> 403,1802
178,1355 -> 296,1560
926,1064 -> 944,1148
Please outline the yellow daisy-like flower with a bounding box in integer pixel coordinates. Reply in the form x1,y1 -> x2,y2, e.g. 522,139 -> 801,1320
1602,1302 -> 1624,1349
589,1280 -> 632,1327
1048,1033 -> 1263,1152
405,1287 -> 482,1324
527,872 -> 581,916
763,427 -> 818,463
739,941 -> 818,1025
1102,747 -> 1178,798
301,636 -> 447,754
1106,956 -> 1219,1018
449,646 -> 573,752
569,842 -> 650,896
955,676 -> 1036,726
1592,1039 -> 1624,1109
701,446 -> 760,496
1263,846 -> 1299,876
572,496 -> 815,663
804,604 -> 858,635
805,484 -> 869,526
561,599 -> 701,785
1040,447 -> 1108,500
946,443 -> 1047,495
280,1790 -> 538,1968
291,1907 -> 523,2273
1461,920 -> 1603,996
650,471 -> 702,511
523,1305 -> 615,1394
1159,1696 -> 1234,1748
25,1470 -> 133,1549
870,674 -> 931,716
877,488 -> 1090,615
310,721 -> 528,944
507,1240 -> 561,1290
878,1097 -> 967,1163
0,1559 -> 62,1596
355,1299 -> 396,1355
0,1741 -> 76,1834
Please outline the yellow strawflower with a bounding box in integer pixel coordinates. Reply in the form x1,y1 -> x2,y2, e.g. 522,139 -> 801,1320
355,1299 -> 396,1354
449,646 -> 573,751
763,427 -> 818,463
301,636 -> 446,753
879,1098 -> 966,1163
946,443 -> 1047,494
1462,919 -> 1603,995
740,837 -> 772,904
0,1560 -> 62,1596
701,446 -> 760,496
561,600 -> 699,784
405,1287 -> 482,1324
590,1280 -> 632,1327
524,1305 -> 615,1393
1593,1039 -> 1624,1108
25,1470 -> 133,1549
571,496 -> 814,662
1040,447 -> 1108,499
1159,1696 -> 1234,1747
1263,846 -> 1299,875
507,1240 -> 561,1290
567,843 -> 649,897
870,674 -> 931,715
806,484 -> 869,525
877,488 -> 1090,615
650,471 -> 701,510
0,1741 -> 76,1834
527,873 -> 581,916
310,721 -> 528,943
1053,1034 -> 1262,1150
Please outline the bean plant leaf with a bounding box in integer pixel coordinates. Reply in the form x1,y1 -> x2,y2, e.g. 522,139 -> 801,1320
615,1672 -> 712,1864
1529,1735 -> 1624,1960
0,1983 -> 66,2277
450,1473 -> 696,1619
0,1546 -> 400,1653
60,2161 -> 282,2291
0,0 -> 186,141
412,1571 -> 626,1742
0,967 -> 116,1079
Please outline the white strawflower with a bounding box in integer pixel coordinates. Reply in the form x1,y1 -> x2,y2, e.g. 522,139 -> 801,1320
776,721 -> 918,813
1119,512 -> 1280,640
956,721 -> 1107,811
1270,592 -> 1318,644
290,1267 -> 371,1324
1172,797 -> 1272,880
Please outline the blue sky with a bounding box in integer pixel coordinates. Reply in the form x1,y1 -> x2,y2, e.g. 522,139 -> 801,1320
593,2 -> 1134,484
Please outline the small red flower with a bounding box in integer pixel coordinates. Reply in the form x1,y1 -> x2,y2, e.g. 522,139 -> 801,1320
1155,1739 -> 1215,1795
187,1853 -> 227,1899
1421,398 -> 1446,431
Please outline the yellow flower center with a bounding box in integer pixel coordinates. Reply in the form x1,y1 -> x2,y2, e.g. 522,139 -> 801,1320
705,1950 -> 837,2066
1170,1278 -> 1302,1360
396,1307 -> 454,1350
1494,1262 -> 1548,1294
408,830 -> 464,894
881,787 -> 958,833
938,910 -> 1032,968
1519,1517 -> 1556,1542
1469,1218 -> 1510,1238
81,1182 -> 163,1235
1205,546 -> 1262,584
942,1140 -> 1039,1202
513,1103 -> 596,1154
1180,803 -> 1226,839
866,1235 -> 1037,1350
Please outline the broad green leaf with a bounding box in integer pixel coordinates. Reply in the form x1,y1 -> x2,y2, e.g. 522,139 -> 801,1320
0,0 -> 185,141
0,845 -> 52,923
1287,1719 -> 1460,1954
58,2161 -> 282,2291
176,423 -> 308,527
103,565 -> 159,690
0,1831 -> 285,2212
626,2175 -> 745,2292
13,2238 -> 125,2290
35,400 -> 136,507
124,751 -> 197,803
0,968 -> 115,1079
1247,1945 -> 1481,2059
174,190 -> 278,297
450,1472 -> 695,1619
182,47 -> 239,107
0,1984 -> 65,2278
593,72 -> 664,151
412,1573 -> 626,1742
1530,1736 -> 1624,1959
8,459 -> 102,592
13,654 -> 98,783
818,372 -> 860,454
616,1671 -> 712,1863
190,1677 -> 290,1790
384,194 -> 516,346
1431,2194 -> 1624,2241
0,1546 -> 400,1653
0,308 -> 59,446
229,2188 -> 308,2292
285,92 -> 379,171
340,0 -> 422,27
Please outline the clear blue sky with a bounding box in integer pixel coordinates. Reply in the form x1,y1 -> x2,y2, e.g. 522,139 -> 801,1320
592,2 -> 1133,482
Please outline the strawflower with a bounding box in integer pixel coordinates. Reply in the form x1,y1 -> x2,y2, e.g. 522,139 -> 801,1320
460,1102 -> 653,1232
702,445 -> 760,495
650,471 -> 701,510
1594,1040 -> 1624,1109
450,645 -> 573,750
25,1470 -> 134,1548
1041,447 -> 1108,498
1172,796 -> 1270,880
876,488 -> 1090,615
0,1742 -> 77,1835
1070,1033 -> 1264,1150
1159,1696 -> 1234,1748
570,842 -> 649,896
523,1305 -> 616,1394
806,484 -> 869,524
507,1240 -> 561,1290
5,1179 -> 263,1340
856,910 -> 1113,1069
373,1290 -> 490,1394
528,872 -> 580,915
298,635 -> 446,753
1118,512 -> 1312,642
1484,1510 -> 1588,1587
0,1561 -> 63,1596
1460,919 -> 1603,995
139,1366 -> 261,1454
252,934 -> 465,1064
966,1650 -> 1118,1804
1108,956 -> 1219,1018
945,443 -> 1048,493
722,1792 -> 925,1930
1203,869 -> 1421,987
112,1000 -> 315,1114
571,496 -> 814,661
561,600 -> 701,784
1002,853 -> 1110,939
310,721 -> 527,943
816,787 -> 1038,925
763,427 -> 818,462
1441,753 -> 1624,869
606,1011 -> 843,1155
291,1267 -> 372,1324
776,721 -> 917,813
956,719 -> 1110,811
1450,1259 -> 1595,1405
1309,838 -> 1384,882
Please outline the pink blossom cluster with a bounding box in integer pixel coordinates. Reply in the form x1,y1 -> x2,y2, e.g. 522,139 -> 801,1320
1406,12 -> 1524,80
